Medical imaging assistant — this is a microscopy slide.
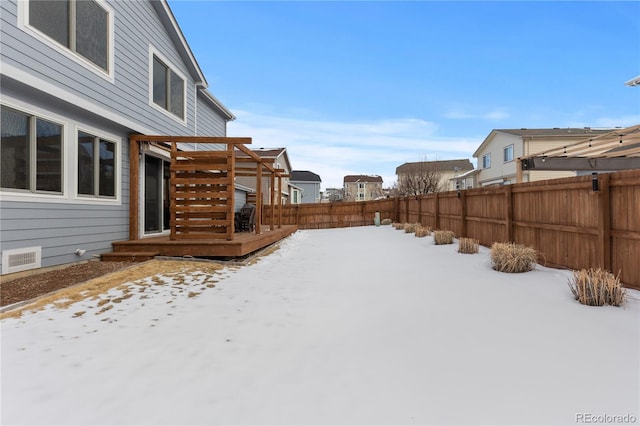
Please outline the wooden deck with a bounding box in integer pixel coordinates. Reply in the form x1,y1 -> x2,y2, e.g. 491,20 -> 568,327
104,225 -> 297,261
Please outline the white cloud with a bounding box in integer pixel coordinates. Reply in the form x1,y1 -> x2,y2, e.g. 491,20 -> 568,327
444,108 -> 510,121
228,110 -> 480,189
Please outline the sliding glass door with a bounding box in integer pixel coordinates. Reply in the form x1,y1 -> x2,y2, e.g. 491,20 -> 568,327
144,155 -> 170,234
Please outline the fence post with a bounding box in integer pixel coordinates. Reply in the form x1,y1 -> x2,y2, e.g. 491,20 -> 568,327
393,197 -> 399,222
505,185 -> 513,242
434,192 -> 440,230
417,195 -> 422,225
460,190 -> 467,237
597,173 -> 611,271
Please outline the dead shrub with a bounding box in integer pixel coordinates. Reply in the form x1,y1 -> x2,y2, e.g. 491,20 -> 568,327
381,218 -> 392,225
404,223 -> 420,233
458,238 -> 479,254
568,268 -> 626,307
490,242 -> 537,273
433,230 -> 455,245
393,222 -> 405,230
414,226 -> 432,238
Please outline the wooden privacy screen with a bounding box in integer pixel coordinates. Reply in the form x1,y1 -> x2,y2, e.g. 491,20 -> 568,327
170,142 -> 235,240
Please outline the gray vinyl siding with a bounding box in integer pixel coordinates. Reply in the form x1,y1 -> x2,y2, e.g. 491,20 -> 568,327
196,95 -> 227,137
0,124 -> 130,271
0,199 -> 129,269
0,0 -> 232,274
292,182 -> 321,204
1,0 -> 198,136
234,190 -> 247,212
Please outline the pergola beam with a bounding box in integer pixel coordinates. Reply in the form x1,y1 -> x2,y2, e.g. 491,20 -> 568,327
521,156 -> 640,171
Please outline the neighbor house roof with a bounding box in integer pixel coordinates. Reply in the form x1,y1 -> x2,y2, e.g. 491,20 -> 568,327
473,128 -> 614,157
236,148 -> 291,172
396,159 -> 473,175
344,175 -> 383,183
290,171 -> 322,182
625,75 -> 640,87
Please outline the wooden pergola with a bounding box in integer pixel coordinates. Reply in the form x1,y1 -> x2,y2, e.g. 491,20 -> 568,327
128,135 -> 288,241
516,124 -> 640,182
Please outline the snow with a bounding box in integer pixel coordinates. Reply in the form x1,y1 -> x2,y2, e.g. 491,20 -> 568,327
2,226 -> 639,425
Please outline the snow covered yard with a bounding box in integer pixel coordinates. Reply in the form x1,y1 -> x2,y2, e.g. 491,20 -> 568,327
1,226 -> 639,425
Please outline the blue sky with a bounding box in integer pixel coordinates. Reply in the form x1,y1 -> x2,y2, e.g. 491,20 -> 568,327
169,1 -> 640,189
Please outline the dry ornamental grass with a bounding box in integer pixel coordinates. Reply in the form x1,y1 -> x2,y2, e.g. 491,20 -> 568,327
404,223 -> 420,233
414,226 -> 432,238
568,268 -> 626,307
490,242 -> 537,273
433,230 -> 455,245
381,218 -> 393,225
458,238 -> 479,254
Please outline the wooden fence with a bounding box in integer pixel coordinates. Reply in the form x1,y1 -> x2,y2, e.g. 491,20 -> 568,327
263,169 -> 640,289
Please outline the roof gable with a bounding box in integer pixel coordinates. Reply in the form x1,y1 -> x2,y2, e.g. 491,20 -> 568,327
396,159 -> 473,174
473,128 -> 614,157
344,175 -> 383,183
291,170 -> 322,182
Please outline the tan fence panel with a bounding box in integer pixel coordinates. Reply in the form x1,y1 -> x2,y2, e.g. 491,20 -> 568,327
610,170 -> 640,287
262,170 -> 639,288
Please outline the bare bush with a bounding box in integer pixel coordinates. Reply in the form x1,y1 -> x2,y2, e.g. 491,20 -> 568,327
415,226 -> 432,238
458,238 -> 479,254
490,242 -> 537,273
568,268 -> 626,307
404,223 -> 420,233
434,230 -> 455,245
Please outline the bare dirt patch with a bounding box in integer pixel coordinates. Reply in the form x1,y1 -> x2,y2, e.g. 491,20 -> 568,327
0,259 -> 227,319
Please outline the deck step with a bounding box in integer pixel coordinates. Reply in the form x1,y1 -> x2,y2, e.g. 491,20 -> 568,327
101,252 -> 160,262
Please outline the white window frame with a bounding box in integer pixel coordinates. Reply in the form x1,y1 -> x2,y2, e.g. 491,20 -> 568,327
1,99 -> 122,205
483,153 -> 491,169
504,144 -> 514,163
1,104 -> 66,197
17,0 -> 115,82
148,46 -> 188,125
76,129 -> 118,200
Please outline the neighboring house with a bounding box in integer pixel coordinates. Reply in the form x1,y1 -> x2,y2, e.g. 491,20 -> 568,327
288,183 -> 303,205
450,168 -> 480,191
473,128 -> 613,186
343,175 -> 383,202
0,0 -> 234,275
325,188 -> 344,202
290,170 -> 322,204
235,148 -> 292,205
396,159 -> 474,193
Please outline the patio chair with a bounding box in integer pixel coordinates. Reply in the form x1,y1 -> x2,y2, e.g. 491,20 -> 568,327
237,203 -> 256,232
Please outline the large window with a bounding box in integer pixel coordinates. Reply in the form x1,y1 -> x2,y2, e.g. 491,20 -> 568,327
152,55 -> 185,119
504,144 -> 514,162
1,106 -> 62,193
28,0 -> 110,72
77,131 -> 116,197
483,153 -> 491,169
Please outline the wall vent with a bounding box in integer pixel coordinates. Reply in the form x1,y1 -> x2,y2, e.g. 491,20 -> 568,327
2,246 -> 42,275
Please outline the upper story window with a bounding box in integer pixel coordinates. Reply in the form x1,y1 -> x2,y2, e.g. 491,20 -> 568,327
152,54 -> 185,120
1,106 -> 63,194
483,153 -> 491,169
504,144 -> 514,162
27,0 -> 111,74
